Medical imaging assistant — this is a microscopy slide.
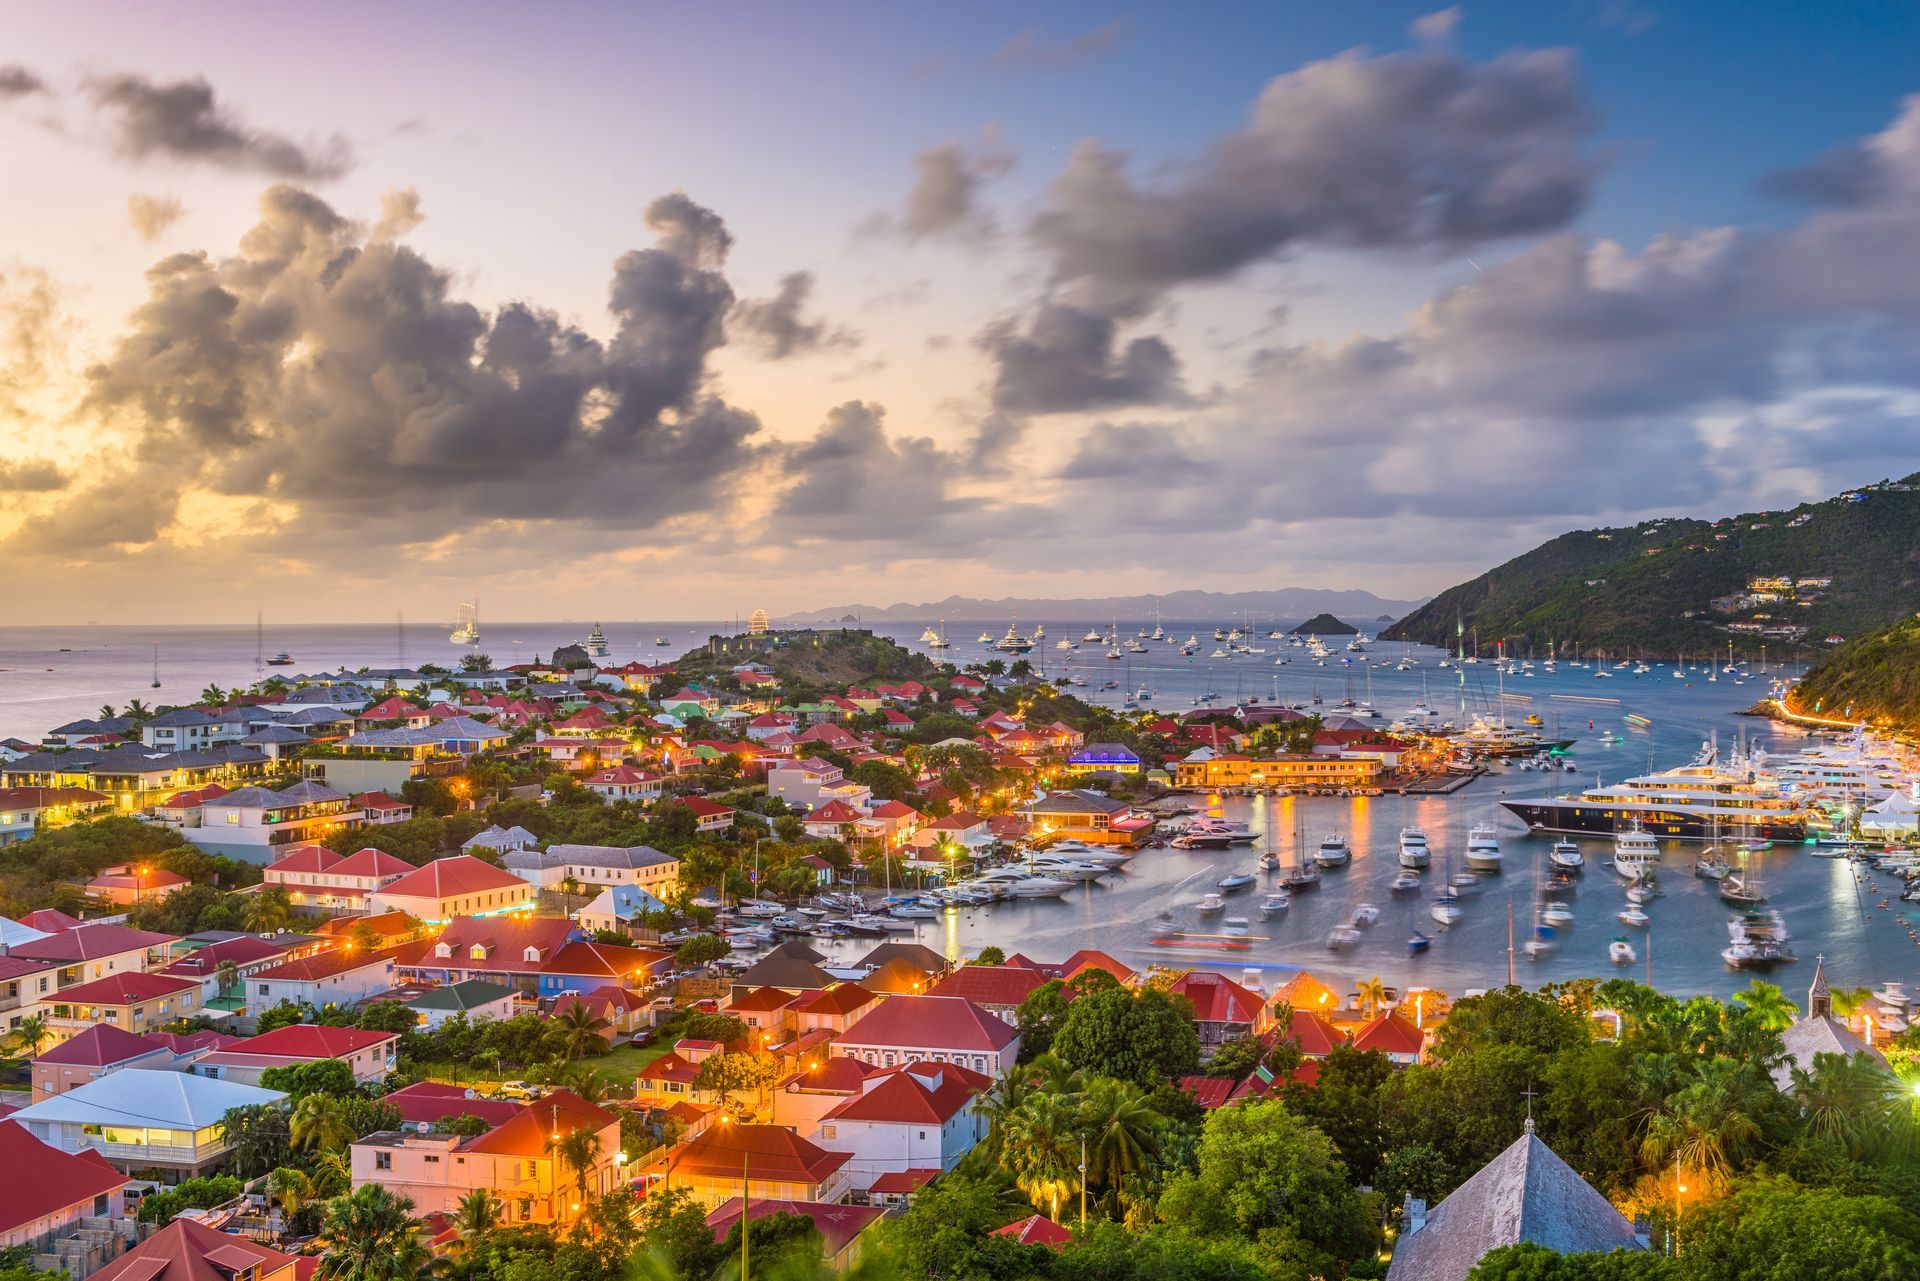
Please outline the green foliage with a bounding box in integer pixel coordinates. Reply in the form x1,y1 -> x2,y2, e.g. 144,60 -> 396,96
1469,1243 -> 1676,1280
223,1103 -> 294,1178
136,1175 -> 242,1224
971,946 -> 1007,966
256,999 -> 309,1033
1796,615 -> 1920,730
1053,980 -> 1200,1085
673,934 -> 730,968
260,1057 -> 358,1099
438,1112 -> 493,1137
880,1173 -> 1034,1281
680,1012 -> 748,1043
0,816 -> 195,918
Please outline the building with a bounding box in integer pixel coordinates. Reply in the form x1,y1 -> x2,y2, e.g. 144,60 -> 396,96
1386,1122 -> 1644,1281
263,844 -> 416,913
814,1061 -> 991,1191
248,948 -> 397,1011
1019,791 -> 1157,846
84,866 -> 191,905
502,844 -> 679,897
706,1198 -> 884,1272
399,979 -> 519,1029
351,1088 -> 620,1224
577,884 -> 670,937
926,966 -> 1049,1022
1063,743 -> 1142,775
371,855 -> 536,921
10,1068 -> 285,1177
87,1215 -> 302,1281
992,1215 -> 1073,1247
1351,1011 -> 1428,1064
1771,956 -> 1894,1089
0,787 -> 112,845
581,766 -> 667,804
397,916 -> 669,999
0,1118 -> 132,1260
654,1123 -> 853,1208
8,923 -> 178,992
46,973 -> 202,1040
674,796 -> 738,833
185,781 -> 363,860
1168,971 -> 1273,1048
31,1025 -> 180,1102
1172,753 -> 1382,790
193,1024 -> 400,1086
833,995 -> 1020,1077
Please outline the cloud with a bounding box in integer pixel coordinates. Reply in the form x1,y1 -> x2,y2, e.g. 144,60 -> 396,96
126,192 -> 185,241
977,302 -> 1186,414
87,73 -> 352,179
871,130 -> 1014,241
1409,8 -> 1462,42
0,458 -> 66,491
12,184 -> 762,559
0,267 -> 65,417
0,65 -> 46,100
1028,43 -> 1597,313
1761,93 -> 1920,208
372,186 -> 425,240
731,271 -> 861,359
991,22 -> 1127,72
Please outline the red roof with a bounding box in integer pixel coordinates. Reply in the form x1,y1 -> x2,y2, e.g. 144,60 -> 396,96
672,1124 -> 850,1183
1288,1010 -> 1349,1057
784,1056 -> 873,1093
991,1215 -> 1073,1246
329,847 -> 416,879
839,995 -> 1017,1052
249,948 -> 388,983
823,1061 -> 988,1125
88,1216 -> 301,1281
34,1024 -> 165,1067
867,800 -> 920,820
55,971 -> 199,1005
867,1168 -> 939,1194
806,800 -> 864,824
1177,1075 -> 1235,1109
0,1120 -> 131,1236
17,908 -> 83,933
1351,1010 -> 1425,1056
10,923 -> 176,963
267,844 -> 342,875
706,1198 -> 884,1256
675,797 -> 735,819
554,987 -> 647,1017
928,965 -> 1047,1008
87,868 -> 190,892
466,1089 -> 614,1157
218,1024 -> 397,1060
728,985 -> 800,1014
157,783 -> 231,809
639,1051 -> 701,1085
788,983 -> 876,1019
383,1081 -> 526,1128
377,855 -> 524,901
1168,971 -> 1264,1025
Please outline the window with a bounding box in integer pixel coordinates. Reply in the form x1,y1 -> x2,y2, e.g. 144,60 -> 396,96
918,1131 -> 927,1140
822,1126 -> 836,1140
375,1151 -> 392,1170
423,1154 -> 440,1164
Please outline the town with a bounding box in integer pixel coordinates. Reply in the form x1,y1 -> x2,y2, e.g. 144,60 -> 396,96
0,626 -> 1911,1281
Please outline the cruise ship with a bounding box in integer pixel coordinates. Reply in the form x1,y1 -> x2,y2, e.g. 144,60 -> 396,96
1501,761 -> 1814,841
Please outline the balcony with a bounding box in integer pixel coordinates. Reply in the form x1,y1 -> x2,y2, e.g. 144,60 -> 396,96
78,1137 -> 230,1167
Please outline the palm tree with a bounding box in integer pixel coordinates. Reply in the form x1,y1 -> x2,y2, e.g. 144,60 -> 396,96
1791,1051 -> 1908,1159
215,960 -> 240,1003
559,873 -> 584,916
267,1167 -> 316,1217
11,1013 -> 50,1058
1356,976 -> 1389,1019
1831,986 -> 1873,1021
1000,1092 -> 1082,1220
1732,979 -> 1798,1031
98,704 -> 118,720
450,1188 -> 501,1252
1640,1059 -> 1764,1186
292,1094 -> 357,1152
553,1003 -> 612,1060
558,1061 -> 609,1103
122,699 -> 152,720
309,1149 -> 353,1198
315,1185 -> 420,1281
200,684 -> 227,705
547,1126 -> 603,1210
246,893 -> 290,934
1075,1077 -> 1162,1193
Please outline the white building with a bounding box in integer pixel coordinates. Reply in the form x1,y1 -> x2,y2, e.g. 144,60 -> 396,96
812,1061 -> 991,1192
9,1068 -> 285,1177
501,844 -> 679,897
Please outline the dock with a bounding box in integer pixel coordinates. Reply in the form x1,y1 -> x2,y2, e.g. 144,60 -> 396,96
1390,769 -> 1484,795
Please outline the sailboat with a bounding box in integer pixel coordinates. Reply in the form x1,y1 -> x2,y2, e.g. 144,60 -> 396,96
150,643 -> 161,689
1284,807 -> 1320,891
450,601 -> 481,647
926,621 -> 952,649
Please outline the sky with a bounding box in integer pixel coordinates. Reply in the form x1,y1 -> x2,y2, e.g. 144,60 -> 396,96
2,0 -> 1919,624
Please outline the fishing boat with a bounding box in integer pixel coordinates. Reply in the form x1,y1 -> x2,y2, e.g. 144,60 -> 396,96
1259,892 -> 1290,918
1549,838 -> 1584,871
1314,834 -> 1352,868
1611,823 -> 1660,879
1610,938 -> 1638,965
1464,823 -> 1504,872
1398,827 -> 1431,868
1217,871 -> 1255,892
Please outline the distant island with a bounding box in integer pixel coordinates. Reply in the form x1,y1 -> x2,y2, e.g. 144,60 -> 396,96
1290,613 -> 1359,636
1383,472 -> 1920,656
789,588 -> 1423,625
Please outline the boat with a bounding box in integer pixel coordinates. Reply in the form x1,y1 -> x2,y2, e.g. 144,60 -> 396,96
1257,850 -> 1282,873
1030,858 -> 1109,883
927,621 -> 952,649
266,651 -> 294,666
1429,893 -> 1463,926
889,901 -> 939,920
1542,901 -> 1574,928
1197,892 -> 1226,915
1083,627 -> 1104,643
654,636 -> 671,646
1350,903 -> 1380,926
1390,869 -> 1423,894
1694,851 -> 1732,880
584,623 -> 610,660
1327,924 -> 1362,951
1217,871 -> 1255,892
1718,874 -> 1765,905
1610,938 -> 1638,965
1314,834 -> 1351,868
450,601 -> 481,646
1407,930 -> 1432,954
1611,823 -> 1660,879
1259,892 -> 1290,918
994,617 -> 1034,654
1398,827 -> 1431,868
1626,880 -> 1661,905
1463,823 -> 1503,872
1617,904 -> 1649,927
1549,838 -> 1584,871
1500,750 -> 1814,840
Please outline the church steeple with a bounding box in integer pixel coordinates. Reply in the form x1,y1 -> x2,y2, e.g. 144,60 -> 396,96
1808,953 -> 1831,1019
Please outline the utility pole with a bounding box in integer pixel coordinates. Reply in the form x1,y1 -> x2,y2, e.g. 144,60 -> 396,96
740,1146 -> 751,1281
1079,1136 -> 1088,1229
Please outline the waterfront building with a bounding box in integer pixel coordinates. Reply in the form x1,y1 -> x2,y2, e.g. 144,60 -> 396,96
1172,752 -> 1382,790
813,1061 -> 992,1192
1019,790 -> 1156,846
1063,742 -> 1142,775
0,786 -> 112,844
502,843 -> 679,897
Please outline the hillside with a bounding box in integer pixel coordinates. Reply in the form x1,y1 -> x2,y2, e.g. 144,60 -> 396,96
1790,616 -> 1920,731
788,587 -> 1423,624
1382,474 -> 1920,656
675,629 -> 946,689
1291,613 -> 1359,636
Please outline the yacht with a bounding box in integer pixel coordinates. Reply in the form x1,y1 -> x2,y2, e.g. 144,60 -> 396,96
1464,823 -> 1504,872
1549,838 -> 1584,871
1217,871 -> 1255,892
972,867 -> 1075,898
1611,824 -> 1660,879
1617,904 -> 1650,927
1501,755 -> 1814,841
1398,827 -> 1430,868
1610,938 -> 1638,965
1083,627 -> 1104,643
1259,892 -> 1290,918
449,601 -> 481,647
1694,851 -> 1732,880
1542,901 -> 1574,928
1029,858 -> 1110,883
584,623 -> 610,660
994,620 -> 1035,654
1314,834 -> 1352,868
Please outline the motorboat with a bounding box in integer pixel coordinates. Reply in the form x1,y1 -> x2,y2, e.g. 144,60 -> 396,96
1327,925 -> 1362,951
1350,903 -> 1380,926
1610,938 -> 1638,965
1257,850 -> 1282,873
1694,851 -> 1732,880
1626,880 -> 1661,905
890,901 -> 939,920
1030,858 -> 1110,883
1222,915 -> 1251,934
1611,824 -> 1660,879
1429,895 -> 1463,926
1217,871 -> 1255,892
1284,863 -> 1321,890
1197,892 -> 1226,915
1542,902 -> 1574,928
1549,839 -> 1584,871
1718,874 -> 1766,905
1407,930 -> 1432,954
1314,834 -> 1352,868
1464,823 -> 1504,872
1259,892 -> 1290,918
1398,827 -> 1431,868
1616,904 -> 1650,927
1390,870 -> 1423,894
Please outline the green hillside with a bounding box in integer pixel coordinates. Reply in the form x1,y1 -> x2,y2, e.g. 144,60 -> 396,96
1382,475 -> 1920,656
1790,616 -> 1920,732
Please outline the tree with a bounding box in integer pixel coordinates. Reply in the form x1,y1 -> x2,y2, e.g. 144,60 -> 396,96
1054,982 -> 1200,1085
215,959 -> 240,1002
972,946 -> 1007,966
261,1058 -> 358,1099
256,1000 -> 308,1034
1077,1076 -> 1163,1195
693,1052 -> 783,1108
1468,1242 -> 1676,1279
459,653 -> 495,673
1286,1044 -> 1392,1183
245,887 -> 291,934
553,1002 -> 613,1060
674,934 -> 731,969
200,684 -> 227,705
451,1188 -> 502,1252
1356,976 -> 1390,1019
1732,979 -> 1798,1032
1640,1058 -> 1767,1189
9,1013 -> 49,1058
1001,1090 -> 1083,1219
267,1167 -> 317,1218
1677,1177 -> 1920,1281
223,1104 -> 293,1178
315,1185 -> 422,1281
292,1093 -> 358,1152
547,1125 -> 603,1204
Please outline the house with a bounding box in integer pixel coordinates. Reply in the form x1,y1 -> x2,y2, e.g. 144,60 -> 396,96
1020,791 -> 1156,846
1168,971 -> 1273,1048
87,1217 -> 303,1281
248,948 -> 398,1011
45,973 -> 202,1040
551,986 -> 651,1038
6,924 -> 177,1013
399,979 -> 519,1029
351,1088 -> 620,1224
926,966 -> 1049,1022
503,844 -> 679,897
313,911 -> 419,949
814,1061 -> 991,1191
833,995 -> 1020,1077
726,985 -> 800,1039
853,800 -> 922,848
908,811 -> 993,854
186,781 -> 363,860
768,758 -> 870,813
194,1024 -> 400,1086
992,1215 -> 1073,1247
790,984 -> 879,1037
354,791 -> 416,824
673,796 -> 737,833
31,1025 -> 179,1102
371,855 -> 536,921
706,1199 -> 886,1272
1386,1122 -> 1645,1281
382,1081 -> 527,1130
1063,743 -> 1141,775
1173,752 -> 1381,790
84,865 -> 191,905
577,884 -> 670,937
398,915 -> 670,999
0,1119 -> 132,1258
0,787 -> 113,845
464,824 -> 540,854
730,946 -> 838,1001
9,1068 -> 285,1177
1350,1011 -> 1427,1065
802,799 -> 866,841
263,844 -> 415,912
581,765 -> 667,804
653,1123 -> 853,1208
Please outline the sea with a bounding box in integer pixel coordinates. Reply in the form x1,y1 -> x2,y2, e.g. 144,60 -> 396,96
1,618 -> 1909,1002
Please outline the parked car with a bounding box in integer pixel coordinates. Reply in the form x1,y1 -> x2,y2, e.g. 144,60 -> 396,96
493,1080 -> 540,1100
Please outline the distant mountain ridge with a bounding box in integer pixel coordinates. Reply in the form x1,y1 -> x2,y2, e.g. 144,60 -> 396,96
1382,473 -> 1920,655
788,588 -> 1424,625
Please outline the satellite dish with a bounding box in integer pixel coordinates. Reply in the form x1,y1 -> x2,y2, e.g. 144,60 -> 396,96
416,1121 -> 433,1134
464,1089 -> 478,1100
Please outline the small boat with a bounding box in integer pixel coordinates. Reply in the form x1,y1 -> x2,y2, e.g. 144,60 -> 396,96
1327,925 -> 1362,951
1350,903 -> 1380,926
1718,874 -> 1765,905
1612,824 -> 1659,880
1429,890 -> 1463,926
1222,915 -> 1251,933
1543,868 -> 1579,896
1616,905 -> 1649,927
1610,938 -> 1638,965
1257,850 -> 1282,873
1314,834 -> 1351,868
1197,893 -> 1226,915
1549,839 -> 1584,871
654,636 -> 671,646
266,651 -> 294,666
1541,902 -> 1574,927
1626,880 -> 1661,905
1390,870 -> 1423,894
1450,870 -> 1481,891
1464,823 -> 1503,872
1407,930 -> 1432,954
1217,871 -> 1255,892
1398,827 -> 1431,868
1259,892 -> 1290,918
1284,864 -> 1321,891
